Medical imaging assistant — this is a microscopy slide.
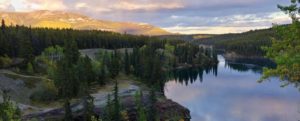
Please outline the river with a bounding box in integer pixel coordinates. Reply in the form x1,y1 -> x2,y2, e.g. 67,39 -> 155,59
164,55 -> 300,121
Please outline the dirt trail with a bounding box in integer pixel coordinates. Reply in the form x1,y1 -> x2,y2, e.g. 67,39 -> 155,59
0,70 -> 50,81
22,80 -> 140,120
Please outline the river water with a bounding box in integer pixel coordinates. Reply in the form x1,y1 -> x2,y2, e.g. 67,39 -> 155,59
164,55 -> 300,121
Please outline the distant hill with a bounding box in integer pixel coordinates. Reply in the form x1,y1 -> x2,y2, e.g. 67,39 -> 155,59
194,28 -> 276,56
193,28 -> 274,45
158,34 -> 216,41
160,28 -> 276,56
0,10 -> 171,36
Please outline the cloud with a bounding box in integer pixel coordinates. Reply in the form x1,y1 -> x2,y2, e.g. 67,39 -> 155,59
164,26 -> 258,34
0,0 -> 15,11
3,0 -> 293,34
111,1 -> 184,11
165,81 -> 207,103
75,2 -> 87,9
163,12 -> 291,34
7,0 -> 66,11
230,97 -> 300,121
25,0 -> 66,10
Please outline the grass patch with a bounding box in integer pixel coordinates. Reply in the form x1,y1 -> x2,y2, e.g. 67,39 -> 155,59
2,72 -> 46,88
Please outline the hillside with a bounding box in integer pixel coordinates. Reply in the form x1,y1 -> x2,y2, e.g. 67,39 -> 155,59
158,34 -> 216,41
193,28 -> 274,44
157,28 -> 275,56
191,28 -> 276,56
0,10 -> 171,36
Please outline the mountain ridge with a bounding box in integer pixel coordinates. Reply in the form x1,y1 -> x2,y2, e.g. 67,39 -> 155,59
0,10 -> 171,36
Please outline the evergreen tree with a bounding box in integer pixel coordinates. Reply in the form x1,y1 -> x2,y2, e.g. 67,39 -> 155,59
75,56 -> 96,121
98,65 -> 106,85
102,51 -> 111,68
152,55 -> 164,84
54,39 -> 80,98
1,19 -> 5,32
17,29 -> 34,62
55,57 -> 78,98
83,94 -> 94,121
0,20 -> 8,56
132,47 -> 141,77
124,49 -> 130,75
113,80 -> 121,121
109,51 -> 120,79
148,87 -> 157,121
103,52 -> 112,78
63,39 -> 80,64
64,99 -> 73,121
54,39 -> 80,120
104,94 -> 113,121
135,91 -> 147,121
77,55 -> 96,95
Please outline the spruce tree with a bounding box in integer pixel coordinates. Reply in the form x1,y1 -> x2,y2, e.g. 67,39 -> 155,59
151,54 -> 164,86
63,39 -> 80,63
148,87 -> 157,121
77,55 -> 95,95
54,39 -> 80,120
64,99 -> 73,121
109,51 -> 120,79
0,31 -> 7,56
113,80 -> 121,121
83,94 -> 94,121
77,56 -> 95,121
124,49 -> 130,75
1,19 -> 5,32
98,65 -> 106,85
18,29 -> 34,62
135,91 -> 147,121
104,94 -> 113,121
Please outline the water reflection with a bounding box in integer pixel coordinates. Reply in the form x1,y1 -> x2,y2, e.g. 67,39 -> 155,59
225,62 -> 263,74
170,65 -> 218,85
164,55 -> 300,121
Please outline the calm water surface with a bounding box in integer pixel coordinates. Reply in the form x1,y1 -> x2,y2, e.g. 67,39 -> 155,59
164,55 -> 300,121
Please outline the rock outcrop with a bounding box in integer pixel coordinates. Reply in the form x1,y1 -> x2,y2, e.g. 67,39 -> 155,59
23,92 -> 190,121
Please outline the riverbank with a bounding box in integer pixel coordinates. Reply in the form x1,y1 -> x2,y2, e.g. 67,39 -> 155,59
0,71 -> 190,121
223,52 -> 276,68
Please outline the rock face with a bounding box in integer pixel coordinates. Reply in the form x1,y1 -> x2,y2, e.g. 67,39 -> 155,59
23,93 -> 190,121
155,99 -> 190,121
118,94 -> 190,121
0,10 -> 171,36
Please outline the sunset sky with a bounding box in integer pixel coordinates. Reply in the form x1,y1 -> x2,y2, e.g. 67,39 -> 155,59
0,0 -> 293,34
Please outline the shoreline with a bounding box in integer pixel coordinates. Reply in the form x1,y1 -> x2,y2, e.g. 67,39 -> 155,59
19,77 -> 190,121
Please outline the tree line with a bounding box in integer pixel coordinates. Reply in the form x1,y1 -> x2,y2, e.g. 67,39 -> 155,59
194,28 -> 275,56
0,19 -> 218,120
0,19 -> 162,66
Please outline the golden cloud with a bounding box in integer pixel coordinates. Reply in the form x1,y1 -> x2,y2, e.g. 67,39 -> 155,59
21,0 -> 66,11
0,0 -> 12,10
112,1 -> 184,11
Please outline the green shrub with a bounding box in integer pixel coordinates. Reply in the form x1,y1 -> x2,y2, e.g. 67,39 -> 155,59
0,55 -> 12,68
0,90 -> 21,121
30,80 -> 58,102
27,62 -> 34,74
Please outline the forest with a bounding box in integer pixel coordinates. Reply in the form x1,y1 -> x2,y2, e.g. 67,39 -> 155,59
0,20 -> 218,121
0,0 -> 299,120
194,28 -> 276,56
